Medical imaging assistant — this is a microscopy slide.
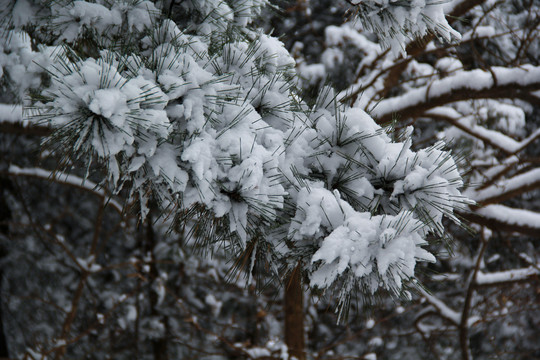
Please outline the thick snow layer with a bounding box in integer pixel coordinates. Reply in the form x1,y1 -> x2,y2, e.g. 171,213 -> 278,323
469,168 -> 540,203
475,205 -> 540,229
293,184 -> 435,295
372,65 -> 540,120
476,267 -> 539,285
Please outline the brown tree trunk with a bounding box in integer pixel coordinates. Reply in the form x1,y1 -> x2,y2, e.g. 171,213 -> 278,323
284,263 -> 305,360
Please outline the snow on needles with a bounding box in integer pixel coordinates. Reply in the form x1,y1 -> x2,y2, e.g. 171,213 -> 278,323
352,0 -> 461,56
286,91 -> 466,316
13,0 -> 469,317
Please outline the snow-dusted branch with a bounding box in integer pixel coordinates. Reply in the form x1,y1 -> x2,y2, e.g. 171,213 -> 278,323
348,0 -> 461,56
463,205 -> 540,236
426,107 -> 524,154
6,165 -> 123,213
475,266 -> 539,286
417,289 -> 479,329
0,104 -> 50,136
372,66 -> 540,123
468,168 -> 540,205
418,289 -> 458,327
344,0 -> 487,105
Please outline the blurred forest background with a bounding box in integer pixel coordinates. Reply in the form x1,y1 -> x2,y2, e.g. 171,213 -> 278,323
0,0 -> 539,359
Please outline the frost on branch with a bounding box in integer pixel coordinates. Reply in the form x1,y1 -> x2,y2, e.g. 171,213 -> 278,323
349,0 -> 461,56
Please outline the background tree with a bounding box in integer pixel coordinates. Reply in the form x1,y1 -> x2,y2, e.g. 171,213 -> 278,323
0,1 -> 538,360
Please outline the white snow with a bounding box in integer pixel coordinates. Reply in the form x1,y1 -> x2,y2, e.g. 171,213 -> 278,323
364,353 -> 377,360
475,205 -> 540,230
462,26 -> 497,41
469,168 -> 540,203
368,336 -> 383,347
244,347 -> 271,358
428,107 -> 522,153
353,0 -> 460,56
366,318 -> 375,329
0,104 -> 23,123
8,165 -> 123,213
420,288 -> 480,327
372,66 -> 540,120
2,0 -> 473,326
476,267 -> 539,285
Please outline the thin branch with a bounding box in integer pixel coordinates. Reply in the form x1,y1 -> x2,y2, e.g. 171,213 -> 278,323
5,165 -> 123,214
371,66 -> 540,123
357,0 -> 487,103
475,267 -> 540,287
459,229 -> 489,360
470,168 -> 540,205
459,206 -> 540,236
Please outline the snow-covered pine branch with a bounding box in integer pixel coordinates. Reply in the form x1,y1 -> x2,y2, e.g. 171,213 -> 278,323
347,0 -> 461,56
1,0 -> 468,335
4,1 -> 540,359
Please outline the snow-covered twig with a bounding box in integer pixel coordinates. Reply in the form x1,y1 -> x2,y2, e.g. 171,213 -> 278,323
0,103 -> 50,136
469,168 -> 540,205
475,267 -> 539,286
7,165 -> 123,213
427,107 -> 522,154
372,66 -> 540,123
418,288 -> 460,326
427,107 -> 540,156
474,205 -> 540,233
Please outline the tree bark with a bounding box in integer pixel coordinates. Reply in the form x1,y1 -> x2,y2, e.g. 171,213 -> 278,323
284,263 -> 305,360
0,178 -> 12,358
144,212 -> 168,360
